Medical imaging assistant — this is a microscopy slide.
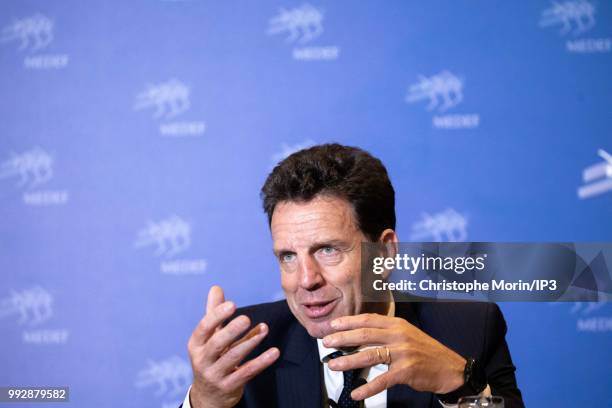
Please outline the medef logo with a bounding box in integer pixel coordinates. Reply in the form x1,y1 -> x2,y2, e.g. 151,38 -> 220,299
267,3 -> 339,61
405,71 -> 479,130
578,149 -> 612,199
539,1 -> 611,53
0,147 -> 69,206
571,297 -> 612,333
135,356 -> 191,408
410,208 -> 468,242
134,79 -> 206,137
134,215 -> 207,275
0,287 -> 69,345
0,14 -> 69,69
561,275 -> 612,333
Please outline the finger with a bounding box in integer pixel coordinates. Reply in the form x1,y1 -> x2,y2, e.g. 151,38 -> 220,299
351,371 -> 393,401
330,313 -> 398,331
223,347 -> 280,388
213,323 -> 270,374
228,321 -> 267,350
206,285 -> 225,314
323,328 -> 389,348
203,315 -> 251,364
191,300 -> 236,345
327,348 -> 387,372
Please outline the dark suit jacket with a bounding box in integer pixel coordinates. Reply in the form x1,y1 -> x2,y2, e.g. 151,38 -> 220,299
187,300 -> 524,408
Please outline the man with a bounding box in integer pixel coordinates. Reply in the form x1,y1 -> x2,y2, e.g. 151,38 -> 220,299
182,144 -> 524,408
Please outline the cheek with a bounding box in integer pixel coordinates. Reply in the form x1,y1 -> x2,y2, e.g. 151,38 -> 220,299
325,265 -> 362,303
322,268 -> 360,301
280,271 -> 297,292
324,261 -> 360,286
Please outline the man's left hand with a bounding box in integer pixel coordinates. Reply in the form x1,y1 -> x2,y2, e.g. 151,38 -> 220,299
323,313 -> 466,401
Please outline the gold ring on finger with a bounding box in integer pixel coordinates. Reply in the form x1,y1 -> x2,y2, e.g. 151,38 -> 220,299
375,347 -> 382,363
384,346 -> 391,364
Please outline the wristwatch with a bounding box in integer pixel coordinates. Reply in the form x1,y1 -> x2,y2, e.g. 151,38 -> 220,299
438,357 -> 487,404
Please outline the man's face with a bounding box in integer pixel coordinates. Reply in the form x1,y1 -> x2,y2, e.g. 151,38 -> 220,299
271,195 -> 368,338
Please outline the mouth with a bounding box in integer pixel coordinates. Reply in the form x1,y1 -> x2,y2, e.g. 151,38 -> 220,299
300,298 -> 339,319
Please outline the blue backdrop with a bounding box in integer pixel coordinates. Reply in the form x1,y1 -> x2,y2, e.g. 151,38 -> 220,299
1,1 -> 611,407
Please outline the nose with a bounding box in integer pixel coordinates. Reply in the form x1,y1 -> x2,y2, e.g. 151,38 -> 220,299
297,254 -> 324,290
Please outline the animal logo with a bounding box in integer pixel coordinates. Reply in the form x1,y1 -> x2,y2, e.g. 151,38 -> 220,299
405,71 -> 464,112
539,0 -> 596,36
267,3 -> 324,44
410,208 -> 468,242
565,280 -> 610,315
0,147 -> 54,188
570,300 -> 608,315
0,287 -> 54,326
134,79 -> 191,119
134,215 -> 192,258
135,356 -> 191,396
1,14 -> 54,52
578,149 -> 612,199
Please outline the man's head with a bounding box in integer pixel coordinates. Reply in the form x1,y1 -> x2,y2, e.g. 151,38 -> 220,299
261,144 -> 397,338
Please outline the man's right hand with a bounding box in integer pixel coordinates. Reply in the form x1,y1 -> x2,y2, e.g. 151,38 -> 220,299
187,285 -> 280,408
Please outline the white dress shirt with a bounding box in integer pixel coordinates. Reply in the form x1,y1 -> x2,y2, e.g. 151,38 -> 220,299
318,300 -> 395,408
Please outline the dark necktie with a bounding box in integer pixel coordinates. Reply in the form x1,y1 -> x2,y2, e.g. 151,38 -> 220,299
325,351 -> 367,408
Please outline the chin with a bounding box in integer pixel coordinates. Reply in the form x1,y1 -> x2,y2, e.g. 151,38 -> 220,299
303,320 -> 333,338
301,308 -> 348,338
289,299 -> 348,338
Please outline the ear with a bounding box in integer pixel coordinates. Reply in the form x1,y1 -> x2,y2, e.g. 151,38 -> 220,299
378,229 -> 398,280
379,229 -> 398,256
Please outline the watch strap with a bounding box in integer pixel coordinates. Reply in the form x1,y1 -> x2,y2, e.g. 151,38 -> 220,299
438,357 -> 487,404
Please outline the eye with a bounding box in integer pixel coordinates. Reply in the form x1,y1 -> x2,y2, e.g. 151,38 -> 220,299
319,246 -> 340,257
315,246 -> 343,264
280,253 -> 296,263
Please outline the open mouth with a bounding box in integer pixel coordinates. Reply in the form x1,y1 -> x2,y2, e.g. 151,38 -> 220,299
301,299 -> 338,319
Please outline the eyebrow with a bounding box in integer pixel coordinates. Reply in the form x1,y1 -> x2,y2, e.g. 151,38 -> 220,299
273,239 -> 350,257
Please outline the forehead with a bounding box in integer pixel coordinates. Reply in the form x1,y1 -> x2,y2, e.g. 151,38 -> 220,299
271,196 -> 359,248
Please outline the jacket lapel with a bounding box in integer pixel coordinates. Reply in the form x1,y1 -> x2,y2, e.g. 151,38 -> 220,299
275,320 -> 323,408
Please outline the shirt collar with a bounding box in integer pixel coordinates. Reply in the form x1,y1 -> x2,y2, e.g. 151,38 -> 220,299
316,298 -> 395,363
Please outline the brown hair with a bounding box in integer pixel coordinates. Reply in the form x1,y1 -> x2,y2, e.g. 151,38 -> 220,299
261,143 -> 396,241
